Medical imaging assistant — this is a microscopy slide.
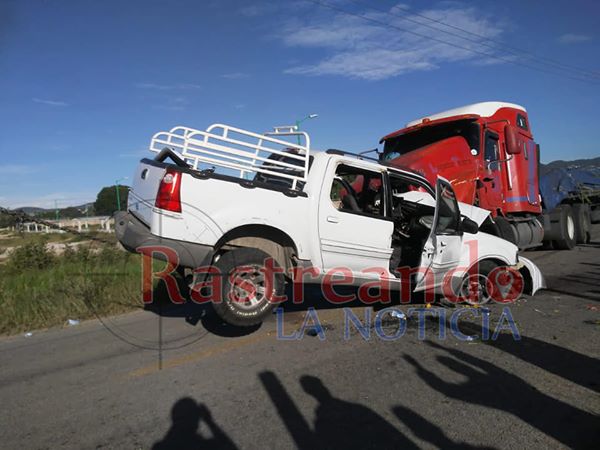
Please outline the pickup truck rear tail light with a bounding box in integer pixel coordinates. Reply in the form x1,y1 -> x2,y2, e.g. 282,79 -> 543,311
155,168 -> 182,212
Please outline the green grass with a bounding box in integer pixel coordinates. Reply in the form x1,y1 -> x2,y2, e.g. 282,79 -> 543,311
0,232 -> 73,251
0,230 -> 117,252
0,242 -> 145,335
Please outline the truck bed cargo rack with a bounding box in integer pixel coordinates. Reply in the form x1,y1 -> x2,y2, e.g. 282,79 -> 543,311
150,123 -> 311,190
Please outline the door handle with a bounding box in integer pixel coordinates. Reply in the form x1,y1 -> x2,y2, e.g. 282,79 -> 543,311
327,216 -> 339,223
439,241 -> 447,247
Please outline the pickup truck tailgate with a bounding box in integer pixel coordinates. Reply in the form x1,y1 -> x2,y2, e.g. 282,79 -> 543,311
127,161 -> 166,226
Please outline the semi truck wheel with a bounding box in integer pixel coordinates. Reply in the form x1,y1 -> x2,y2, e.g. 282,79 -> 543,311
552,205 -> 576,250
212,248 -> 285,327
572,204 -> 591,244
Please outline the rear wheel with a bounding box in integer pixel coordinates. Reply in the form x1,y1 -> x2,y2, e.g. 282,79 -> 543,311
572,203 -> 591,244
212,248 -> 285,327
553,205 -> 576,250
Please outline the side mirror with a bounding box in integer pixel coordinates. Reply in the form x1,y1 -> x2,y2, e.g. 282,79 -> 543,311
461,217 -> 479,234
504,125 -> 522,155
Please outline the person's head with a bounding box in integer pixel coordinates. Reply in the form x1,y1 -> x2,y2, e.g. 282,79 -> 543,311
171,397 -> 201,429
300,375 -> 331,401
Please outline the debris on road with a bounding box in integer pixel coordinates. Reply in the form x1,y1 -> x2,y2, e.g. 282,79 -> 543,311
390,310 -> 407,320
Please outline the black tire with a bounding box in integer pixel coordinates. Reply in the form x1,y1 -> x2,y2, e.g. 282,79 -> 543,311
572,203 -> 591,244
457,260 -> 498,305
494,216 -> 518,246
211,248 -> 285,327
552,204 -> 576,250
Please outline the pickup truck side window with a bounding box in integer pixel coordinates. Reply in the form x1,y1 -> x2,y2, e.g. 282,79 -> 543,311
330,164 -> 385,219
436,181 -> 460,234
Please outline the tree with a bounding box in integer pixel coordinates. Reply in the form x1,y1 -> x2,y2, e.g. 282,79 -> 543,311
0,212 -> 17,228
94,185 -> 129,216
60,207 -> 82,218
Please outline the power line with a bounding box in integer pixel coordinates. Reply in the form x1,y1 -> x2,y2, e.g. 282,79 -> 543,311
303,0 -> 600,85
349,0 -> 599,80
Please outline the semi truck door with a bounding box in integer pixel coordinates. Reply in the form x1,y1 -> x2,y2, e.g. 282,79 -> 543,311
480,131 -> 504,210
415,178 -> 463,292
318,162 -> 393,277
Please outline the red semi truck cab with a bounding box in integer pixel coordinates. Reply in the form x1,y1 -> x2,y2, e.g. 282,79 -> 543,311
380,102 -> 556,249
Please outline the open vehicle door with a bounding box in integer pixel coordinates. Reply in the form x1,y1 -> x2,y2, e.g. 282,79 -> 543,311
414,177 -> 463,291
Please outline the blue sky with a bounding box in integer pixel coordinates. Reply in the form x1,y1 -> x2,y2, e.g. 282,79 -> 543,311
0,0 -> 598,208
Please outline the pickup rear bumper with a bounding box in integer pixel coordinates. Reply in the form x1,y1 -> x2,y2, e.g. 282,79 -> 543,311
114,211 -> 214,269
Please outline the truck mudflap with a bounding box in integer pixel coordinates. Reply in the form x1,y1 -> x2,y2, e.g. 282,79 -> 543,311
516,256 -> 546,295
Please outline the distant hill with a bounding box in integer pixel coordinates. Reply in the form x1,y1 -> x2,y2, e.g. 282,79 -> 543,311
541,156 -> 600,175
16,206 -> 48,214
14,202 -> 95,217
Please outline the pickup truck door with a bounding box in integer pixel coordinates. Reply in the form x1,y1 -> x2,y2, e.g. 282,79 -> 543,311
415,178 -> 463,291
318,161 -> 394,277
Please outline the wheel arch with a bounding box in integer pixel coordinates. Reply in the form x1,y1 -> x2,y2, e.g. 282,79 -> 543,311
214,224 -> 299,272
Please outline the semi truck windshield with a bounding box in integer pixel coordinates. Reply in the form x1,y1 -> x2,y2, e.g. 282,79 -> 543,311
382,120 -> 480,161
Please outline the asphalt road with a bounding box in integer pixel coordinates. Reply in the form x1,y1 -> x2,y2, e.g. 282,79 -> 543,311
1,228 -> 599,449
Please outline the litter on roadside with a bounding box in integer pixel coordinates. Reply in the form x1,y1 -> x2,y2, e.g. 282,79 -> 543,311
390,310 -> 407,320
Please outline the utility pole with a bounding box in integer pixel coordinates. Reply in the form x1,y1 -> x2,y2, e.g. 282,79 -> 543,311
55,200 -> 59,221
294,113 -> 318,145
115,177 -> 128,211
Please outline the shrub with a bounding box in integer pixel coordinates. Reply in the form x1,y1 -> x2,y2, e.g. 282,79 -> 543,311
9,241 -> 55,271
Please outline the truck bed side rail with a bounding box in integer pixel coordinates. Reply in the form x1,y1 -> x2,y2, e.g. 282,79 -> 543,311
150,123 -> 311,190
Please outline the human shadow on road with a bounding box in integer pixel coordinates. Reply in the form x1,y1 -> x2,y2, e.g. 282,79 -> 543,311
542,259 -> 600,302
404,342 -> 599,449
152,397 -> 238,450
259,371 -> 418,449
459,321 -> 600,393
259,371 -> 498,449
301,374 -> 418,449
392,405 -> 495,450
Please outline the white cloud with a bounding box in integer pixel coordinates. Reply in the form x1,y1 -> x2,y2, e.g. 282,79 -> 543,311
222,72 -> 250,79
152,96 -> 190,111
0,164 -> 38,175
238,3 -> 282,17
135,82 -> 201,90
281,3 -> 504,80
234,103 -> 246,110
32,97 -> 68,107
558,33 -> 592,44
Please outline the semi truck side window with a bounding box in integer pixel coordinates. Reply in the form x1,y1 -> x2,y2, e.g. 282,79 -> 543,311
516,113 -> 528,130
484,133 -> 500,171
330,164 -> 385,218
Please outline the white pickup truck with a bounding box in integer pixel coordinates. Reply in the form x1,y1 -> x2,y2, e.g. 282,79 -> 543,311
115,123 -> 544,326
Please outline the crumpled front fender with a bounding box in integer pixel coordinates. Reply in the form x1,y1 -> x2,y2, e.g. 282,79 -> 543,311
517,256 -> 546,295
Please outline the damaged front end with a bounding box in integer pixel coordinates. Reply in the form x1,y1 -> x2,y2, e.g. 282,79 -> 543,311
517,256 -> 546,295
